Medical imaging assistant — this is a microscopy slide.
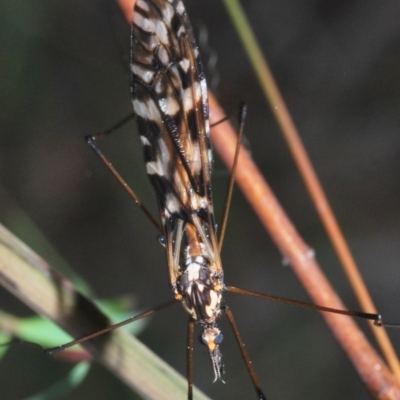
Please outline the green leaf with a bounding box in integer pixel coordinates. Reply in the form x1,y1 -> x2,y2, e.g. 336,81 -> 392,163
17,316 -> 74,348
14,296 -> 147,348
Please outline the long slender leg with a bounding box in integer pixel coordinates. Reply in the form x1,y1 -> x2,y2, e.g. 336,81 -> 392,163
224,307 -> 267,400
44,299 -> 178,355
85,136 -> 162,233
226,285 -> 381,324
187,317 -> 195,400
84,114 -> 162,233
163,221 -> 185,296
217,104 -> 247,252
90,112 -> 135,139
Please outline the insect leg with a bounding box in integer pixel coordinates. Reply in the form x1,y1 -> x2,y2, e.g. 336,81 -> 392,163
226,285 -> 382,324
223,306 -> 267,400
85,135 -> 162,233
187,317 -> 195,400
164,219 -> 185,296
44,299 -> 178,355
217,103 -> 247,252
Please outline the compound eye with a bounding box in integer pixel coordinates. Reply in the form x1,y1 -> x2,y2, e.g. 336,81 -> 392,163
214,333 -> 223,345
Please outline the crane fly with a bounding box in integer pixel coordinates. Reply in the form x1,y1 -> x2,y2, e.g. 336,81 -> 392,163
45,0 -> 384,398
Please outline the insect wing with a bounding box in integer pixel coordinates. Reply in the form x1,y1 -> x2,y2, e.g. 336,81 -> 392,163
131,0 -> 220,278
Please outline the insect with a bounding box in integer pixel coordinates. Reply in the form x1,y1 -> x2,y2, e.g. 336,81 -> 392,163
131,0 -> 226,381
43,0 -> 388,398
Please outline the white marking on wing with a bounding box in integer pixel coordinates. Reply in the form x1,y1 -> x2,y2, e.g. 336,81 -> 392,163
131,63 -> 155,84
146,135 -> 170,176
176,1 -> 185,15
132,98 -> 149,119
136,0 -> 150,12
194,81 -> 201,101
177,24 -> 185,37
182,87 -> 193,112
205,119 -> 211,137
133,98 -> 162,122
140,136 -> 151,146
154,78 -> 164,94
199,77 -> 207,101
133,12 -> 154,34
179,58 -> 190,73
157,45 -> 170,65
146,133 -> 170,176
147,98 -> 163,121
159,96 -> 179,116
208,149 -> 213,163
191,143 -> 201,173
155,21 -> 169,45
161,2 -> 174,25
190,192 -> 206,210
166,192 -> 181,214
146,160 -> 164,176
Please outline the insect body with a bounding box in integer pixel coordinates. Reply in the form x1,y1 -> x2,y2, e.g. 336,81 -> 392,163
131,0 -> 225,380
48,0 -> 382,398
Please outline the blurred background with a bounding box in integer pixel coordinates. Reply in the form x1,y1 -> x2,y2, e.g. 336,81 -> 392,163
1,0 -> 400,399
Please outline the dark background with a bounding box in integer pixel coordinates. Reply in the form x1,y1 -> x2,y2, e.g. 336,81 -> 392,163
1,0 -> 400,399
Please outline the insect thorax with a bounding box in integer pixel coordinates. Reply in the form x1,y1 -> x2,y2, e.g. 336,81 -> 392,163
178,251 -> 223,325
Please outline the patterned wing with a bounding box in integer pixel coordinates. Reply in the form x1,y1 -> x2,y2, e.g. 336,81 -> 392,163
131,0 -> 220,284
131,0 -> 225,379
131,0 -> 212,216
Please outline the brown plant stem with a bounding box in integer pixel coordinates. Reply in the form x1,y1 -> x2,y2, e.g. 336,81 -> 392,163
221,0 -> 400,380
115,0 -> 400,397
208,94 -> 400,400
